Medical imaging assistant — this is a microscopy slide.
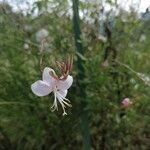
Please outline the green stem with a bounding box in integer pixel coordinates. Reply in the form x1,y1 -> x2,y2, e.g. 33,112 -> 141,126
72,0 -> 91,149
115,60 -> 137,74
0,101 -> 35,107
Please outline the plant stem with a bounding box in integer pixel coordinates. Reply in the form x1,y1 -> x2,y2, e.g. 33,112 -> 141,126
115,60 -> 137,74
72,0 -> 91,149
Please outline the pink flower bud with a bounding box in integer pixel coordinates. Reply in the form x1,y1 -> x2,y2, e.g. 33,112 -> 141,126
122,98 -> 132,107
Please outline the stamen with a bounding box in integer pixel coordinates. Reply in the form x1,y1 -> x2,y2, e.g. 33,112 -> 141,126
55,56 -> 73,80
56,61 -> 65,72
58,98 -> 67,116
63,112 -> 67,116
49,71 -> 59,80
56,91 -> 72,115
62,100 -> 72,107
56,92 -> 72,107
51,89 -> 58,112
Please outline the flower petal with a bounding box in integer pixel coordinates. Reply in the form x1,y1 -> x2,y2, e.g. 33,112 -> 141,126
57,90 -> 68,98
31,80 -> 52,96
57,75 -> 73,90
42,67 -> 57,87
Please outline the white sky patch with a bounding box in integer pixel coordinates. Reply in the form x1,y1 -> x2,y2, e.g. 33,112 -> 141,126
140,0 -> 150,12
117,0 -> 149,12
84,0 -> 149,12
0,0 -> 36,14
0,0 -> 149,14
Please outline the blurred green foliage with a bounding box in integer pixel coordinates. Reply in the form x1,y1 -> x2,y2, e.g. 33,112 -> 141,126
0,0 -> 149,149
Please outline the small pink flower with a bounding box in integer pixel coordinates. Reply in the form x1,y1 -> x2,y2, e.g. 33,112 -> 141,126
122,98 -> 132,107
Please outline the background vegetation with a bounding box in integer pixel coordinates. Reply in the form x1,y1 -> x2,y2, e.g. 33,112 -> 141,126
0,0 -> 149,149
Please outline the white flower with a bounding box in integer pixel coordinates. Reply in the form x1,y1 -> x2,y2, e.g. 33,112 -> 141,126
23,43 -> 29,50
98,34 -> 107,43
36,28 -> 49,42
23,39 -> 30,50
139,34 -> 146,42
24,25 -> 33,32
31,67 -> 73,116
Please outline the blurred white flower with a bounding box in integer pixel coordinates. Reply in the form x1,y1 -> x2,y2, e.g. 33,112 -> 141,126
139,34 -> 146,42
23,43 -> 29,50
24,25 -> 33,32
31,67 -> 73,116
129,43 -> 134,48
122,98 -> 132,107
101,59 -> 109,68
36,28 -> 49,42
98,34 -> 107,43
23,39 -> 30,50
